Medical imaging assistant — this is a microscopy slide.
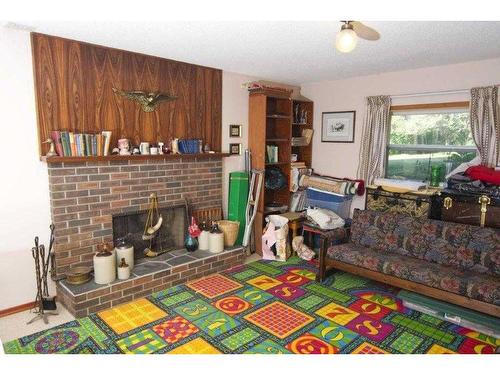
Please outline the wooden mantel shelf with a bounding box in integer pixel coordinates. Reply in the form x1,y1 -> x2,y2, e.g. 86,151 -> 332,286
41,152 -> 231,164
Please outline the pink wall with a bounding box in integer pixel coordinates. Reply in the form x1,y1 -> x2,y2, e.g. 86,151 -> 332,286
221,71 -> 257,217
301,57 -> 500,210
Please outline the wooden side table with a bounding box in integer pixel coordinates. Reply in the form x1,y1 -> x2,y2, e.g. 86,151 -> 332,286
279,212 -> 305,255
302,222 -> 337,249
301,222 -> 350,282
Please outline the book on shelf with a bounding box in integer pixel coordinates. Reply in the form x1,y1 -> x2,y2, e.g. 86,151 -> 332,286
102,131 -> 112,156
91,135 -> 97,156
84,134 -> 92,156
69,132 -> 76,156
78,134 -> 84,156
266,145 -> 279,163
48,130 -> 113,157
80,134 -> 85,156
74,134 -> 81,156
60,131 -> 70,156
96,134 -> 103,156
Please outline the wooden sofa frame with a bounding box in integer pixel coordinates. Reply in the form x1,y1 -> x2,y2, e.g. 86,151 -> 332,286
316,230 -> 500,318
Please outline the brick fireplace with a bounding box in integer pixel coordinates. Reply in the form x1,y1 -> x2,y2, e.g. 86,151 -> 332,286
46,155 -> 245,317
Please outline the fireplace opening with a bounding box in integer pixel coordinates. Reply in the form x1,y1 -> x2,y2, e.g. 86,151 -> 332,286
112,201 -> 188,260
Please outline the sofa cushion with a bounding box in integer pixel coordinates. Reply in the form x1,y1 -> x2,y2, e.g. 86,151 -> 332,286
350,209 -> 415,253
327,243 -> 500,305
350,209 -> 500,276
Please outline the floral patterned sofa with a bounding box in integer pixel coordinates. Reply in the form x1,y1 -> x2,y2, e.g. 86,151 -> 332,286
319,209 -> 500,317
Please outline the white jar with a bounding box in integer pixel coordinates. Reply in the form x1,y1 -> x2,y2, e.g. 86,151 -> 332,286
117,264 -> 131,280
199,230 -> 210,250
198,222 -> 210,251
209,224 -> 224,254
115,240 -> 134,271
93,252 -> 116,284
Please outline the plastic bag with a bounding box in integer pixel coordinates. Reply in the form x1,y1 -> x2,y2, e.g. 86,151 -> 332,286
262,215 -> 289,261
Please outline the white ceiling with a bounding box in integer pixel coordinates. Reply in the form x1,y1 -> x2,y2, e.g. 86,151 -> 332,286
25,21 -> 500,85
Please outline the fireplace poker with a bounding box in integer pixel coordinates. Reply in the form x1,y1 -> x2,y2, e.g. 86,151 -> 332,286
40,243 -> 57,311
27,227 -> 59,324
41,224 -> 56,308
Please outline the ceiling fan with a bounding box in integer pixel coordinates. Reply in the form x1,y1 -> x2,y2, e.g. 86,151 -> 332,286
335,21 -> 380,53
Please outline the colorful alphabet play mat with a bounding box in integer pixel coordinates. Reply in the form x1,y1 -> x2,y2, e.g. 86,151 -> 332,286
4,258 -> 499,354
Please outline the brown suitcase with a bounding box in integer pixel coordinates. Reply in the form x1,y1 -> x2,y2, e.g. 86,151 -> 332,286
430,190 -> 500,228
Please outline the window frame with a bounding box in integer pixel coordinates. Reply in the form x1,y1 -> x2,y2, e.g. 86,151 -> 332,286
385,101 -> 476,181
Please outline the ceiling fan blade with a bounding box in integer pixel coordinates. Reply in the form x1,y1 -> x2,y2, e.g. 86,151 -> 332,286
351,21 -> 380,41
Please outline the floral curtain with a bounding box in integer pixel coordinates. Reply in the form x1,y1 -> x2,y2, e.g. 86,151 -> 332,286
470,86 -> 499,167
357,95 -> 392,185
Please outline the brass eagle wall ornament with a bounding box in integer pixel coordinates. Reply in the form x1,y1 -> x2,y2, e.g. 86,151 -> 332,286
112,88 -> 177,112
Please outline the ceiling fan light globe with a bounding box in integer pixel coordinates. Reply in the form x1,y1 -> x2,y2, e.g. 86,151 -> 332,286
336,28 -> 357,53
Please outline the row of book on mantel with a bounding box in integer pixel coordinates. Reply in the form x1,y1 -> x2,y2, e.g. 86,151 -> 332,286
51,130 -> 112,157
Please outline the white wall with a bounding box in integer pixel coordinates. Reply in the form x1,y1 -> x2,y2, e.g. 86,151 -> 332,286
0,28 -> 52,310
301,57 -> 500,210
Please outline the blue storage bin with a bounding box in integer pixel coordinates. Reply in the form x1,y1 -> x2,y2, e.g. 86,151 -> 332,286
306,188 -> 352,218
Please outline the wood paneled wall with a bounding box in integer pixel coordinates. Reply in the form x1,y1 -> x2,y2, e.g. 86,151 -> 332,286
31,33 -> 222,156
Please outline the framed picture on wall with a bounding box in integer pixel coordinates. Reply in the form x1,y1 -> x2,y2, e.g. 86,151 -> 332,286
321,111 -> 356,143
229,124 -> 242,137
229,143 -> 242,155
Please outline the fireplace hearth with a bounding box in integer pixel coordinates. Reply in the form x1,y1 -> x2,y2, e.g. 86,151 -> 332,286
57,246 -> 245,317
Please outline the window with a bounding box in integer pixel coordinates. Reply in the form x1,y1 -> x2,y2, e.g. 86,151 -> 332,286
386,102 -> 477,183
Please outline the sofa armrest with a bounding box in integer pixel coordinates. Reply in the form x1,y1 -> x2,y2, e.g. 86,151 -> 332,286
322,226 -> 350,245
316,225 -> 350,283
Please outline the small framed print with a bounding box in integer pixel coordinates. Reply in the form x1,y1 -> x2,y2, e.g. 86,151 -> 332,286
321,111 -> 356,143
229,124 -> 242,138
229,143 -> 242,155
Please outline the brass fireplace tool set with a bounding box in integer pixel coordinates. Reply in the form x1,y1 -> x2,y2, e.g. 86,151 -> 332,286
28,224 -> 58,325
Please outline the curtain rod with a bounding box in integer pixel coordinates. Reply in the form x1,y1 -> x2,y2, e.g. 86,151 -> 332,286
390,89 -> 468,99
390,85 -> 499,99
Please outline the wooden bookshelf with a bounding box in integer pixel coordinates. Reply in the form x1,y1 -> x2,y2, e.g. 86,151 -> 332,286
248,90 -> 313,254
292,99 -> 313,169
41,153 -> 230,164
249,92 -> 291,254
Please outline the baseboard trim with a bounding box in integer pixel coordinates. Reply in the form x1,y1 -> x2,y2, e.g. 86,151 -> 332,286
0,301 -> 36,318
